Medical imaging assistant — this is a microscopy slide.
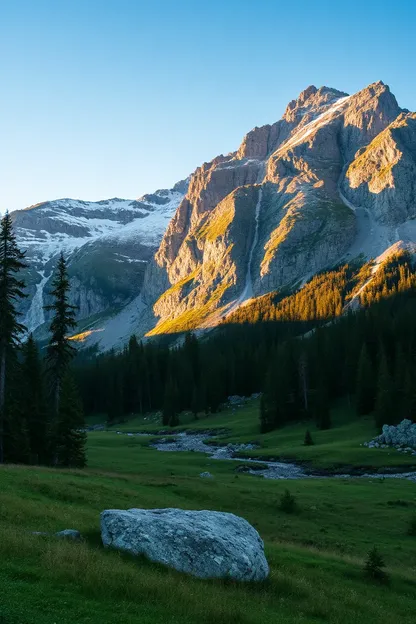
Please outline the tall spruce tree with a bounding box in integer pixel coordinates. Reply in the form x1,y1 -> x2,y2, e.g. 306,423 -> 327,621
162,375 -> 179,427
374,349 -> 395,430
355,344 -> 376,415
0,212 -> 27,463
21,334 -> 48,464
45,253 -> 77,413
45,253 -> 85,466
55,373 -> 86,468
315,374 -> 331,430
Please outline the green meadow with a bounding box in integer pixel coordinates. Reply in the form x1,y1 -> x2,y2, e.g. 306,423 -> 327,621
1,400 -> 416,624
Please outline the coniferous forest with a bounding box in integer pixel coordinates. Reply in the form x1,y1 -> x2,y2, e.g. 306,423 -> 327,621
2,211 -> 416,469
76,252 -> 416,433
0,213 -> 85,466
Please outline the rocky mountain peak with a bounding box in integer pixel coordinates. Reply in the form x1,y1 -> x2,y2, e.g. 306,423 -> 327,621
126,79 -> 416,345
236,85 -> 349,162
283,85 -> 348,123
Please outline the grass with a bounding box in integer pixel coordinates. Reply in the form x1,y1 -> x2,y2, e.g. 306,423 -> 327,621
2,401 -> 416,623
101,399 -> 416,471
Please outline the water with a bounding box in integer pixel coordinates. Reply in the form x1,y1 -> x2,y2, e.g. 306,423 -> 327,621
24,271 -> 49,333
113,430 -> 416,482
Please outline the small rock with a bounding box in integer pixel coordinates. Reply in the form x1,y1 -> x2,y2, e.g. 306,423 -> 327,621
200,472 -> 213,478
56,529 -> 82,541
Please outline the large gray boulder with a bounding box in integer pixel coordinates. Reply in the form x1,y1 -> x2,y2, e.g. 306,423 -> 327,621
100,508 -> 269,581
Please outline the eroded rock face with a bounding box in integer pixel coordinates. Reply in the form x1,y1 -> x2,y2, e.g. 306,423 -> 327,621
100,508 -> 269,581
142,80 -> 411,337
342,113 -> 416,224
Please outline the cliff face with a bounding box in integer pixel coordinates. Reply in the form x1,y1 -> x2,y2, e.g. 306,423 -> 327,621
11,184 -> 187,337
138,81 -> 414,338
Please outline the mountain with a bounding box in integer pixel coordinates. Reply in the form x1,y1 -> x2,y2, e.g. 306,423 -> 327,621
89,80 -> 414,347
15,81 -> 416,350
11,180 -> 188,338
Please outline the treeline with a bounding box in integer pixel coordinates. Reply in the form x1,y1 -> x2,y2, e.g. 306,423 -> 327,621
77,252 -> 416,432
0,213 -> 85,466
224,253 -> 416,325
260,290 -> 416,432
75,322 -> 294,425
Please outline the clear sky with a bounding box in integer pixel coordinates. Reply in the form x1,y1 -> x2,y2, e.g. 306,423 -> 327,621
1,0 -> 415,212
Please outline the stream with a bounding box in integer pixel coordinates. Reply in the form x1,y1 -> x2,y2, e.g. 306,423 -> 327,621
116,430 -> 416,482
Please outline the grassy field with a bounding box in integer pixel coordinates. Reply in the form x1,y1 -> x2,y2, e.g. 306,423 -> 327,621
1,402 -> 416,623
100,399 -> 416,471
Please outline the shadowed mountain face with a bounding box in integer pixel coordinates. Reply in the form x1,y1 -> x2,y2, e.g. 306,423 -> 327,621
15,81 -> 416,349
11,182 -> 188,337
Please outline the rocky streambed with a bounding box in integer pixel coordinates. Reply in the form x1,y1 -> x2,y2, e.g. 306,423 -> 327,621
114,430 -> 416,482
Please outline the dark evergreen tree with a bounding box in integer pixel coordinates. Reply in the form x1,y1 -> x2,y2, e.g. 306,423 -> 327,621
304,430 -> 314,446
191,385 -> 201,419
315,375 -> 331,430
162,375 -> 179,427
298,351 -> 309,414
21,334 -> 48,463
45,253 -> 77,414
364,546 -> 388,583
107,364 -> 124,424
45,253 -> 85,466
0,212 -> 27,463
54,374 -> 86,468
355,344 -> 376,415
259,392 -> 274,433
374,349 -> 395,430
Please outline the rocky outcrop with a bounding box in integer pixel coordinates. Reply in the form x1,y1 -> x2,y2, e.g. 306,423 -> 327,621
100,508 -> 269,581
342,113 -> 416,224
365,420 -> 416,452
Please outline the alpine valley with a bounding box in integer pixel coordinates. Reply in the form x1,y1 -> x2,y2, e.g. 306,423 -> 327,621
13,80 -> 416,349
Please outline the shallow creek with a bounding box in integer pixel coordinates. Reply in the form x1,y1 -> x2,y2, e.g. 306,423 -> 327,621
115,430 -> 416,482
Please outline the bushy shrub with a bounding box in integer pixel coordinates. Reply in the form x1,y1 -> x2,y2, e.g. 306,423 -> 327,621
364,547 -> 389,583
304,430 -> 314,446
279,489 -> 297,514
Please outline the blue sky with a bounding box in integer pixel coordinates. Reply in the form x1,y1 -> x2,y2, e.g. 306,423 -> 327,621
1,0 -> 415,212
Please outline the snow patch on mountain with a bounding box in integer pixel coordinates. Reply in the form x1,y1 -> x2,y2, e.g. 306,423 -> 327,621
278,95 -> 351,153
13,183 -> 188,334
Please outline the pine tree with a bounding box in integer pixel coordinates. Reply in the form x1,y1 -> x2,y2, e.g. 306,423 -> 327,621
0,212 -> 27,463
259,392 -> 274,432
298,351 -> 309,414
54,374 -> 86,468
107,369 -> 124,424
374,350 -> 395,430
21,334 -> 48,464
304,430 -> 314,446
191,385 -> 201,419
45,254 -> 85,466
162,375 -> 179,427
315,376 -> 331,430
355,344 -> 376,415
45,253 -> 77,415
364,546 -> 388,583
